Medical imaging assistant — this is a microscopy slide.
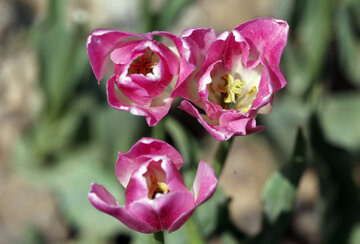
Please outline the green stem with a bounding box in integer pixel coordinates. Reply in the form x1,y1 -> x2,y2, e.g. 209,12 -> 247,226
151,119 -> 166,141
212,137 -> 234,176
153,231 -> 165,244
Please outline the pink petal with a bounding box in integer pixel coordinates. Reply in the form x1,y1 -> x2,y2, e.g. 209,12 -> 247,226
162,159 -> 188,193
179,100 -> 227,141
218,112 -> 264,137
107,75 -> 173,126
172,28 -> 216,100
116,137 -> 183,187
110,40 -> 145,65
124,162 -> 149,206
179,100 -> 263,141
128,191 -> 195,231
88,183 -> 155,233
87,30 -> 149,82
248,64 -> 273,111
191,161 -> 217,206
235,18 -> 289,91
169,161 -> 218,233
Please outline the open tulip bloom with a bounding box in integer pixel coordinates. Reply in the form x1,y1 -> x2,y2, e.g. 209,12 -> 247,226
175,18 -> 289,141
88,138 -> 217,233
87,30 -> 193,126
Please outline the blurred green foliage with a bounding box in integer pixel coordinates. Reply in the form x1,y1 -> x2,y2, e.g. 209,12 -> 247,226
11,0 -> 360,243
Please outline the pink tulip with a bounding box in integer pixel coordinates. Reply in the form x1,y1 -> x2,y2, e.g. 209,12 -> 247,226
175,18 -> 289,141
87,30 -> 193,126
88,138 -> 217,233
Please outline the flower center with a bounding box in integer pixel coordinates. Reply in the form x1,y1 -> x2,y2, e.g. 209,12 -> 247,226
218,73 -> 245,104
147,174 -> 170,199
128,48 -> 160,75
209,73 -> 258,112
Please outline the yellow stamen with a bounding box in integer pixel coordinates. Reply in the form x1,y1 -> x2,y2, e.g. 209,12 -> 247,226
247,86 -> 257,96
218,73 -> 245,104
148,174 -> 170,199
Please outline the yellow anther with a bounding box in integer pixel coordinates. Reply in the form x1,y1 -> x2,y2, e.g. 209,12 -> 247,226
218,73 -> 245,104
148,174 -> 170,199
157,182 -> 170,194
247,86 -> 257,96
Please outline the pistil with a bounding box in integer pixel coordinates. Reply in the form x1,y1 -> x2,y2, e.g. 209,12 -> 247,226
128,48 -> 159,75
217,73 -> 245,104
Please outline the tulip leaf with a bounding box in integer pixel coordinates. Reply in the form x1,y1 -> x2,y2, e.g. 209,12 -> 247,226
320,92 -> 360,151
33,0 -> 89,118
91,107 -> 144,168
154,0 -> 193,31
309,114 -> 360,244
262,94 -> 307,158
246,129 -> 306,244
262,128 -> 306,223
164,116 -> 200,169
350,224 -> 360,244
13,144 -> 127,243
335,3 -> 360,87
262,172 -> 296,223
281,0 -> 332,96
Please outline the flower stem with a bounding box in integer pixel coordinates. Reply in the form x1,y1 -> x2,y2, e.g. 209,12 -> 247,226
213,137 -> 234,176
153,231 -> 165,244
152,119 -> 166,141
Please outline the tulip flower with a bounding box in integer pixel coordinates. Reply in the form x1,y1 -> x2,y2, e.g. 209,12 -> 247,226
175,18 -> 289,141
87,30 -> 193,126
88,138 -> 217,233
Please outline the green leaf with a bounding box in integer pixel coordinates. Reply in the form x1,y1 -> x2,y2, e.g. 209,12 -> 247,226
282,0 -> 332,96
262,172 -> 296,223
320,92 -> 360,151
248,129 -> 306,244
262,128 -> 306,223
32,0 -> 89,118
164,116 -> 200,168
309,114 -> 360,244
262,94 -> 307,159
201,188 -> 244,239
13,145 -> 128,243
91,107 -> 144,167
154,0 -> 193,30
335,4 -> 360,87
350,224 -> 360,244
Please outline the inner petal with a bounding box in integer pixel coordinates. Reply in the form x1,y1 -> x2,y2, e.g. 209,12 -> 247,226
143,160 -> 170,199
128,48 -> 160,76
208,62 -> 262,112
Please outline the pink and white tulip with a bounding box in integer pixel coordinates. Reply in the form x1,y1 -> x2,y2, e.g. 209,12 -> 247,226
87,30 -> 193,126
88,138 -> 217,233
175,18 -> 289,141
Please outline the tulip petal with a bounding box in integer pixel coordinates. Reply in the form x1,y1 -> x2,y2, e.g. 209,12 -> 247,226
168,161 -> 218,233
162,159 -> 188,193
88,183 -> 155,233
172,28 -> 217,100
191,161 -> 218,206
179,100 -> 227,141
107,75 -> 173,127
235,18 -> 289,91
116,137 -> 183,187
129,191 -> 195,231
87,30 -> 149,82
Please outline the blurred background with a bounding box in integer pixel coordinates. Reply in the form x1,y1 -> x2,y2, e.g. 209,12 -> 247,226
0,0 -> 360,243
